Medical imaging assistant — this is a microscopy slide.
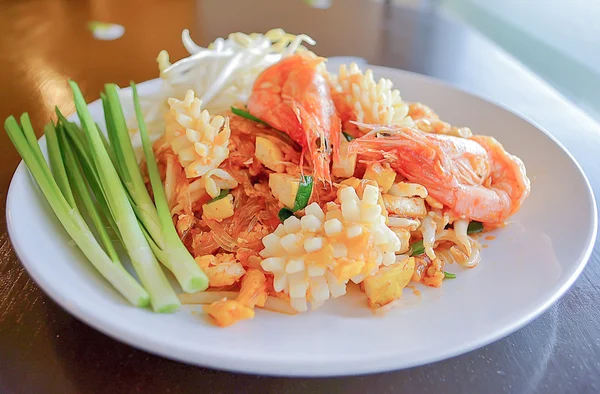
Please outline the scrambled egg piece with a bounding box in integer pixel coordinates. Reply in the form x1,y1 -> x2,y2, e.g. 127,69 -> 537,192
195,254 -> 246,287
363,163 -> 396,193
204,299 -> 254,327
363,257 -> 415,308
237,269 -> 268,308
203,269 -> 268,327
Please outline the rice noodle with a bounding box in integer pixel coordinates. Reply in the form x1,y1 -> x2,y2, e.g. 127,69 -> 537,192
452,219 -> 472,255
436,237 -> 482,268
420,214 -> 437,260
387,216 -> 420,230
204,219 -> 239,252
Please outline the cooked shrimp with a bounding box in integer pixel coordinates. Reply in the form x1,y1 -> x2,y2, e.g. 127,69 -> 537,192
348,124 -> 530,223
247,53 -> 341,183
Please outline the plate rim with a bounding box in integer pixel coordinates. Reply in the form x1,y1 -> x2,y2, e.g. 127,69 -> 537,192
5,66 -> 598,376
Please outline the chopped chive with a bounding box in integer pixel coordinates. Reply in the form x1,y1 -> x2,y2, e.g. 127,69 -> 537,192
208,189 -> 230,203
278,208 -> 295,222
467,221 -> 484,234
278,175 -> 314,222
410,240 -> 425,256
231,106 -> 267,124
444,271 -> 456,279
293,175 -> 313,211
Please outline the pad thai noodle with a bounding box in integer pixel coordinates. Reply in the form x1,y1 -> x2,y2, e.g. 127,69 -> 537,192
132,29 -> 530,327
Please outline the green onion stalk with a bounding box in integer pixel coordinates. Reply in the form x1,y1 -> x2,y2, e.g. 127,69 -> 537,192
4,115 -> 150,307
69,80 -> 181,312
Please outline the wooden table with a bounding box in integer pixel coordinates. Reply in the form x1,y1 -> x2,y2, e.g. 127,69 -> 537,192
1,1 -> 599,393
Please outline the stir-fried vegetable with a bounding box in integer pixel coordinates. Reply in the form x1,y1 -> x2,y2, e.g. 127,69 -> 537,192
410,240 -> 426,257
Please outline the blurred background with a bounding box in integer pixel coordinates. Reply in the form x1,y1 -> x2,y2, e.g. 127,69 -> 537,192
438,0 -> 600,123
0,0 -> 596,162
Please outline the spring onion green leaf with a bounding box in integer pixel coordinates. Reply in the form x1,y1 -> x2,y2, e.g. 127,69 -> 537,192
45,122 -> 77,209
278,175 -> 314,222
467,221 -> 484,234
342,131 -> 354,142
444,271 -> 456,279
104,84 -> 163,243
131,81 -> 208,293
208,189 -> 230,203
57,126 -> 119,262
56,109 -> 120,240
4,115 -> 149,307
230,106 -> 300,149
278,208 -> 295,222
231,106 -> 267,124
409,240 -> 425,257
293,175 -> 313,211
70,80 -> 180,313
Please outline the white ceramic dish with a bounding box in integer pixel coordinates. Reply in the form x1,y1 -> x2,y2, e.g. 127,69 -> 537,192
6,66 -> 597,376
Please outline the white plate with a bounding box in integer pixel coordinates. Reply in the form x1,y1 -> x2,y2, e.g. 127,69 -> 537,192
6,66 -> 597,376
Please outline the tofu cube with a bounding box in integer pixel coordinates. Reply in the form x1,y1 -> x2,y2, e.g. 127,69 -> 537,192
332,137 -> 357,178
203,195 -> 235,221
363,257 -> 415,308
269,173 -> 301,209
363,163 -> 396,193
255,136 -> 285,172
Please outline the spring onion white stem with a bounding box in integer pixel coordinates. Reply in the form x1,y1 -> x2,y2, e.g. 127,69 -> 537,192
69,80 -> 180,313
131,81 -> 209,293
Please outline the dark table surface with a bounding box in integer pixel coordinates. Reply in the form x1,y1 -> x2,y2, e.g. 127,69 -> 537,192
1,1 -> 599,393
